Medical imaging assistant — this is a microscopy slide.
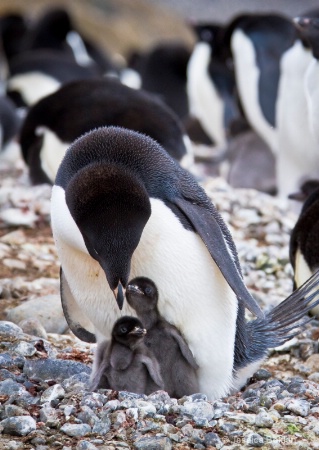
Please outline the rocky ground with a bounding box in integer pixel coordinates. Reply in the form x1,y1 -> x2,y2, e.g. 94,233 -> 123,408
1,153 -> 319,450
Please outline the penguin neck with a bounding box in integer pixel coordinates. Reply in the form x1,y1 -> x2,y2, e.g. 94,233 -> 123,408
138,309 -> 159,330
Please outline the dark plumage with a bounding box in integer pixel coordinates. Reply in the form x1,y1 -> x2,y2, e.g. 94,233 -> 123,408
90,316 -> 164,394
0,95 -> 20,151
19,78 -> 191,184
126,277 -> 199,398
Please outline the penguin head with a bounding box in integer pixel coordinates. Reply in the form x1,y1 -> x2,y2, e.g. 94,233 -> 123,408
126,277 -> 159,313
293,17 -> 319,58
112,316 -> 147,347
288,179 -> 319,202
65,162 -> 152,309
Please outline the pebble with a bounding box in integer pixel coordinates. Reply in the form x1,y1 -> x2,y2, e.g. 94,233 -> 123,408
60,423 -> 91,437
134,436 -> 172,449
287,399 -> 311,417
1,416 -> 36,436
7,295 -> 68,334
255,408 -> 274,428
23,358 -> 90,381
0,321 -> 23,338
40,384 -> 65,403
18,318 -> 48,339
181,401 -> 214,421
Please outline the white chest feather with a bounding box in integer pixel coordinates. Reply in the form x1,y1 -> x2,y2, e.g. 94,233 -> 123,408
276,42 -> 319,197
36,127 -> 70,183
295,248 -> 319,316
304,58 -> 319,144
231,29 -> 277,153
51,185 -> 239,399
187,42 -> 226,147
7,72 -> 61,106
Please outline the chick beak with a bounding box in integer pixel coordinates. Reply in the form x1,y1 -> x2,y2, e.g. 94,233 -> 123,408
113,283 -> 125,310
126,284 -> 144,295
129,326 -> 147,336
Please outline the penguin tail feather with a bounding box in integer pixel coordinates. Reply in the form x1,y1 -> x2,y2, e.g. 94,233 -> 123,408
247,270 -> 319,350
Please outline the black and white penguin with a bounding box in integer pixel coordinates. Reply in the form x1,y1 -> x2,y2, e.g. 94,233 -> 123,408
19,78 -> 193,184
125,277 -> 199,398
228,13 -> 296,153
187,23 -> 245,149
276,11 -> 319,198
289,181 -> 319,316
22,7 -> 116,75
51,126 -> 319,399
6,49 -> 101,108
0,95 -> 21,161
123,42 -> 191,120
90,316 -> 164,394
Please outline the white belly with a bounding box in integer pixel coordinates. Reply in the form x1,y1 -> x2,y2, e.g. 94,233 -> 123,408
51,185 -> 238,399
7,72 -> 61,106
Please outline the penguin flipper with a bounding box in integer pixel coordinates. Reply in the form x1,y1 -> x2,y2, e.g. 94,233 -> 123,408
137,354 -> 164,389
167,326 -> 199,370
174,197 -> 264,318
60,267 -> 96,343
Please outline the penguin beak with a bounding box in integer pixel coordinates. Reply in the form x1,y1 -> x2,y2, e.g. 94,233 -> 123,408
126,284 -> 144,295
288,191 -> 306,202
113,283 -> 125,310
129,326 -> 147,336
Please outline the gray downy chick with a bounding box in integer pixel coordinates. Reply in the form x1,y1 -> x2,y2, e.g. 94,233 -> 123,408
90,316 -> 164,394
126,277 -> 199,398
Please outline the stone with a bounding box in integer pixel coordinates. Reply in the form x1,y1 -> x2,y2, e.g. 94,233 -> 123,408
40,384 -> 65,404
6,295 -> 68,334
308,373 -> 319,383
304,354 -> 319,371
0,321 -> 23,338
39,406 -> 60,427
18,318 -> 48,339
181,401 -> 214,421
23,358 -> 90,381
245,432 -> 264,447
4,405 -> 29,418
204,432 -> 223,447
255,409 -> 274,428
287,399 -> 310,417
0,379 -> 26,396
11,341 -> 37,357
92,415 -> 111,434
76,442 -> 98,450
60,423 -> 91,437
134,436 -> 172,450
253,369 -> 272,380
1,416 -> 36,436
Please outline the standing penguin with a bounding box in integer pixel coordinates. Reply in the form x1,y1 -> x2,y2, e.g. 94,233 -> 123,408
90,316 -> 164,394
125,277 -> 199,398
228,13 -> 296,153
289,181 -> 319,316
276,11 -> 319,198
19,78 -> 193,185
50,126 -> 319,399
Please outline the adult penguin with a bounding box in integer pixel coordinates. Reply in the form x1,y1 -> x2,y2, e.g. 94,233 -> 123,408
50,126 -> 319,399
227,13 -> 296,153
19,78 -> 193,185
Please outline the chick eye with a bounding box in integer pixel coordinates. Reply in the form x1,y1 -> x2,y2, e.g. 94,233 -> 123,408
120,326 -> 127,333
144,287 -> 152,296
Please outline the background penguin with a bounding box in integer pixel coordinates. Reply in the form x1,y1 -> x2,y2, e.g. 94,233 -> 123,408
21,7 -> 117,76
6,49 -> 101,109
0,95 -> 21,161
227,13 -> 296,154
289,181 -> 319,316
51,125 -> 266,400
19,77 -> 193,185
90,316 -> 164,394
125,276 -> 199,398
276,11 -> 319,198
123,41 -> 191,121
187,22 -> 247,151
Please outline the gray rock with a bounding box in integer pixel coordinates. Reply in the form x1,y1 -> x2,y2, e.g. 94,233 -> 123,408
287,382 -> 306,395
61,372 -> 90,392
308,372 -> 319,383
204,432 -> 223,448
0,379 -> 25,396
0,369 -> 17,381
253,369 -> 272,380
255,408 -> 274,428
7,441 -> 24,450
77,406 -> 99,426
0,321 -> 23,338
6,295 -> 68,334
219,422 -> 237,434
23,358 -> 90,381
287,399 -> 310,417
92,414 -> 111,434
10,341 -> 36,357
1,416 -> 36,436
213,401 -> 230,418
40,384 -> 65,404
80,393 -> 106,409
76,441 -> 98,450
181,401 -> 214,421
60,423 -> 91,437
0,353 -> 18,370
18,318 -> 48,339
245,432 -> 264,447
4,405 -> 30,418
39,406 -> 60,427
134,436 -> 172,450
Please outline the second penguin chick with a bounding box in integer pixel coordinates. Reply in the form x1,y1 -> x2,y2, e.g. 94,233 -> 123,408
126,277 -> 199,398
90,316 -> 164,394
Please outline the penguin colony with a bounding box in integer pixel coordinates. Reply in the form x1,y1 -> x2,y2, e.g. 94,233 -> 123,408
1,6 -> 319,401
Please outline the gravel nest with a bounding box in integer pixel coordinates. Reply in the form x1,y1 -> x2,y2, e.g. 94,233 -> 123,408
1,159 -> 319,450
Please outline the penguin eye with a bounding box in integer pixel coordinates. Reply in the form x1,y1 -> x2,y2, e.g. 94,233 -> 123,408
144,287 -> 153,296
120,326 -> 127,334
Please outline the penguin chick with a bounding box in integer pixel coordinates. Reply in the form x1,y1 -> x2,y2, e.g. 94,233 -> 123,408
126,277 -> 199,398
90,316 -> 164,394
289,181 -> 319,315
